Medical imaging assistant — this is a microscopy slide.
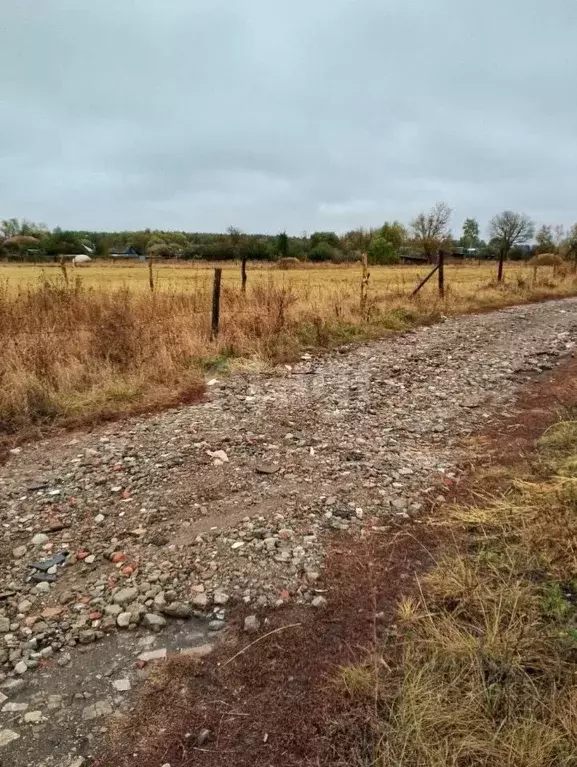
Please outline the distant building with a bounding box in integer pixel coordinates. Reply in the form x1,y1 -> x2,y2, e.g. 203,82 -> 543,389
109,246 -> 145,261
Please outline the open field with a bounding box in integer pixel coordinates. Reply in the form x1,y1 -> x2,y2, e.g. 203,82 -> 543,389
0,258 -> 563,292
1,259 -> 577,440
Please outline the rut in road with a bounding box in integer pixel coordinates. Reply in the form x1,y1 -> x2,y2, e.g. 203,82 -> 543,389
0,298 -> 577,767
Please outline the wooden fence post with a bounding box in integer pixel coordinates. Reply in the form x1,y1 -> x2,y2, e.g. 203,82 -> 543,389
497,250 -> 505,283
241,258 -> 247,294
438,250 -> 445,297
211,268 -> 222,340
360,253 -> 369,317
59,256 -> 69,287
148,257 -> 155,293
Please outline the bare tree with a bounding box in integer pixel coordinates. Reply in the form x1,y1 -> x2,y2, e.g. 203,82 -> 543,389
410,202 -> 452,263
488,211 -> 535,282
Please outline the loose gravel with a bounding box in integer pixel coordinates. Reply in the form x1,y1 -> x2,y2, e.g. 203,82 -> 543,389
1,298 -> 577,765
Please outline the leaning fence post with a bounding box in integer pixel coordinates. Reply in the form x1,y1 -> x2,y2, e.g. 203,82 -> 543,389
438,249 -> 445,297
211,268 -> 222,340
148,257 -> 155,292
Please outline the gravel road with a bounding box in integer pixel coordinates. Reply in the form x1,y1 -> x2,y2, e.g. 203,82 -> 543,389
1,298 -> 577,766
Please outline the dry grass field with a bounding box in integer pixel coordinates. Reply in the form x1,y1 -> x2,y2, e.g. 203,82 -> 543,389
1,259 -> 576,440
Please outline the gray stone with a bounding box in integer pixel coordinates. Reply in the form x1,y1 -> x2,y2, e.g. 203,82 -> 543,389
244,615 -> 260,633
161,602 -> 193,619
312,596 -> 328,608
105,604 -> 122,617
31,533 -> 49,546
113,587 -> 138,606
143,613 -> 167,630
0,617 -> 10,633
116,612 -> 132,628
192,594 -> 208,610
14,660 -> 27,674
82,700 -> 113,720
12,546 -> 27,559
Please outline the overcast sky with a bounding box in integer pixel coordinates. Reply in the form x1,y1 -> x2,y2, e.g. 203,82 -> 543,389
1,1 -> 576,236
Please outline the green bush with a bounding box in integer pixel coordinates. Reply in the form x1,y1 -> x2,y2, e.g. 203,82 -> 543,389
368,236 -> 400,265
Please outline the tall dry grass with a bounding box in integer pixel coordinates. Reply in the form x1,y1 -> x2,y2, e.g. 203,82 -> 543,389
1,264 -> 577,439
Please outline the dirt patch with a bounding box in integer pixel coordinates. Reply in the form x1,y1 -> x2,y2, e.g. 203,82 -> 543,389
94,524 -> 438,767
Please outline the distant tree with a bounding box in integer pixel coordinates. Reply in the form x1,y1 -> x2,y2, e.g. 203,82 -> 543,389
534,225 -> 555,254
39,229 -> 82,257
367,236 -> 400,265
340,228 -> 373,255
309,241 -> 340,262
410,202 -> 452,263
562,223 -> 577,266
310,231 -> 340,250
488,211 -> 535,281
276,231 -> 289,259
1,218 -> 48,238
379,221 -> 407,252
459,218 -> 481,250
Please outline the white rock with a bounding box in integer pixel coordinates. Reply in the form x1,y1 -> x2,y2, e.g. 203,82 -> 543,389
244,615 -> 260,633
31,533 -> 49,546
112,678 -> 131,692
137,648 -> 167,662
94,514 -> 105,524
0,729 -> 20,747
207,449 -> 229,463
213,591 -> 229,606
23,710 -> 44,724
14,661 -> 27,675
2,702 -> 27,713
311,596 -> 328,608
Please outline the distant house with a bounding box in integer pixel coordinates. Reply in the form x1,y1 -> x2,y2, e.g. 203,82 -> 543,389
400,253 -> 428,264
109,246 -> 145,261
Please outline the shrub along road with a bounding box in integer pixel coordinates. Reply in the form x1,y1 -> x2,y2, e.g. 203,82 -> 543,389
1,298 -> 577,766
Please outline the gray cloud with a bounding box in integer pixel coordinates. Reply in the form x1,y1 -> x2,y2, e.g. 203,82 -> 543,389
1,0 -> 576,236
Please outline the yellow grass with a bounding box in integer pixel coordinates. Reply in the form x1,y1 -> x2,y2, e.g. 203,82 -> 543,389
1,260 -> 576,440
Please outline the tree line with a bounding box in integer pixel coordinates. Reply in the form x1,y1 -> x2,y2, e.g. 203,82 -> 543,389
1,205 -> 577,269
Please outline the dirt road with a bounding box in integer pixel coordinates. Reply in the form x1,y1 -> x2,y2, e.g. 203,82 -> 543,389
1,298 -> 577,766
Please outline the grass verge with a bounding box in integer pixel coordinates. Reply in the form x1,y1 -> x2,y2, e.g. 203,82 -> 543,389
354,419 -> 577,767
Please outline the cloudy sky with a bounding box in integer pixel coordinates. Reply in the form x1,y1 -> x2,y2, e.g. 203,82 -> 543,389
1,0 -> 576,236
